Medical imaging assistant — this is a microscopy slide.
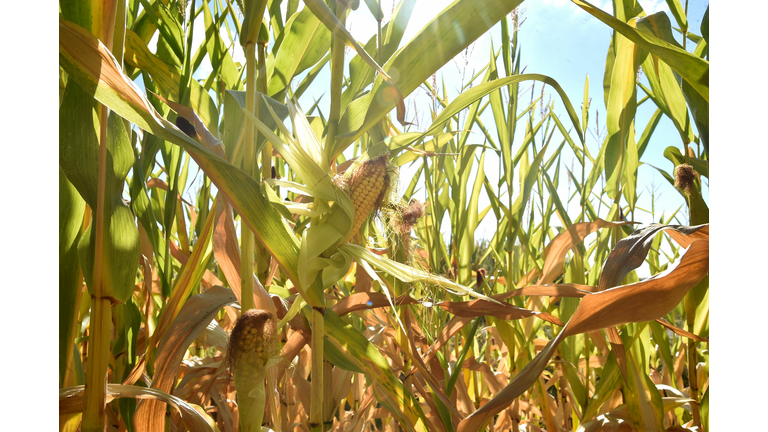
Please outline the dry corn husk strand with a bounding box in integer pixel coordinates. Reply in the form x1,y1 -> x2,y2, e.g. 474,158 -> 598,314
227,309 -> 280,432
334,154 -> 397,244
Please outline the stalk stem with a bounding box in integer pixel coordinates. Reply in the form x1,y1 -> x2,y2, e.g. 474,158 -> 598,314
82,97 -> 112,431
309,306 -> 325,432
325,2 -> 347,154
687,329 -> 701,429
254,41 -> 273,283
81,298 -> 112,432
258,42 -> 271,181
583,333 -> 591,412
241,42 -> 258,312
322,359 -> 334,431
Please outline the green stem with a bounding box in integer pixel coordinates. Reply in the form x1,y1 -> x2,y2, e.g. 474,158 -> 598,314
377,14 -> 382,66
254,41 -> 272,284
325,1 -> 347,154
583,333 -> 591,414
322,359 -> 334,431
82,98 -> 112,432
81,298 -> 112,432
258,42 -> 270,181
309,304 -> 325,432
241,42 -> 258,312
687,336 -> 701,429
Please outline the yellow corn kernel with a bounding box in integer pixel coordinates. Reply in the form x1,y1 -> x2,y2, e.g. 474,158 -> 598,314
227,309 -> 279,371
338,155 -> 391,244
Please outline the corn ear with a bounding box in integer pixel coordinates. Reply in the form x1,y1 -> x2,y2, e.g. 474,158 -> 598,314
336,155 -> 394,245
227,310 -> 280,432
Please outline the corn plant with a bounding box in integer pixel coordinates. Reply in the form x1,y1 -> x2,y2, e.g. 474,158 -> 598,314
59,0 -> 708,431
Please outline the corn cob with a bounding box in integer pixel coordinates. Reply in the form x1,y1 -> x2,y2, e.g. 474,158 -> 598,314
228,309 -> 280,432
337,155 -> 393,244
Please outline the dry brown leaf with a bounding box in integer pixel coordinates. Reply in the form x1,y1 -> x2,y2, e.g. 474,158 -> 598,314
589,330 -> 610,356
211,199 -> 275,314
122,355 -> 147,386
134,286 -> 237,432
278,330 -> 311,381
598,224 -> 708,292
174,367 -> 218,405
533,338 -> 550,352
499,283 -> 597,299
59,384 -> 215,431
210,381 -> 234,432
655,317 -> 708,342
331,292 -> 419,315
538,219 -> 637,284
168,240 -> 223,289
344,387 -> 376,432
150,91 -> 226,158
409,374 -> 448,432
454,370 -> 475,417
438,299 -> 564,326
421,315 -> 473,364
401,309 -> 462,421
578,406 -> 635,432
290,372 -> 313,424
578,355 -> 607,370
336,157 -> 357,175
605,327 -> 628,381
673,344 -> 687,391
599,388 -> 625,416
665,224 -> 708,248
146,177 -> 167,190
565,240 -> 708,336
147,204 -> 220,360
463,358 -> 504,396
457,239 -> 708,432
518,268 -> 540,287
594,224 -> 708,379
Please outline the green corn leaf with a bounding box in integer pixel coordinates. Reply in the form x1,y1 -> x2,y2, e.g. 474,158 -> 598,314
582,351 -> 622,421
59,168 -> 86,386
201,1 -> 241,90
60,18 -> 303,290
124,29 -> 219,133
603,18 -> 642,199
60,80 -> 140,303
637,108 -> 663,158
665,0 -> 687,32
302,0 -> 391,82
268,7 -> 331,96
337,0 -> 526,148
324,310 -> 425,431
339,243 -> 497,303
573,0 -> 708,102
624,349 -> 665,432
363,0 -> 384,22
637,12 -> 694,144
422,74 -> 584,144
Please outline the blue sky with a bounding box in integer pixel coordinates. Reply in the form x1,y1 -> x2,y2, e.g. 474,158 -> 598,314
166,0 -> 710,265
276,0 -> 710,236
